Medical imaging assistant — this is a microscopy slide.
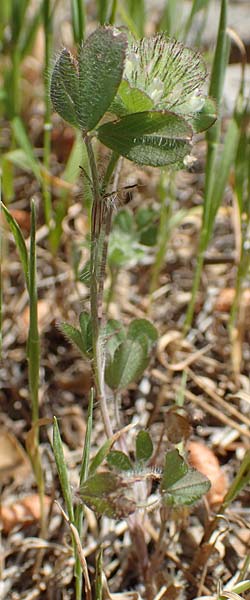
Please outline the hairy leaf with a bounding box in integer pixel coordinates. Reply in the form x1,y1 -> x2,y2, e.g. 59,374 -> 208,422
107,450 -> 133,471
97,111 -> 192,167
60,322 -> 86,356
79,471 -> 136,518
77,27 -> 127,131
163,469 -> 211,506
128,319 -> 158,350
135,431 -> 153,463
161,449 -> 188,490
105,337 -> 149,390
51,49 -> 79,128
79,311 -> 93,356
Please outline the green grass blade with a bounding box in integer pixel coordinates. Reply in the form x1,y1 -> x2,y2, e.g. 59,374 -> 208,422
204,0 -> 230,210
183,0 -> 209,41
221,450 -> 250,510
75,390 -> 93,600
71,0 -> 85,44
28,200 -> 40,423
12,117 -> 42,183
79,390 -> 94,486
42,0 -> 54,235
207,117 -> 240,236
184,0 -> 230,330
50,134 -> 88,252
96,0 -> 110,24
95,548 -> 103,600
158,0 -> 183,36
1,201 -> 29,290
124,0 -> 145,37
53,416 -> 75,523
0,180 -> 2,355
19,1 -> 43,58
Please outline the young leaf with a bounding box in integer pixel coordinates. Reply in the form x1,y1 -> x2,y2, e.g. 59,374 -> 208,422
77,27 -> 127,131
97,110 -> 192,167
163,469 -> 211,506
128,319 -> 158,350
161,449 -> 188,490
105,337 -> 149,390
189,97 -> 217,133
60,321 -> 86,356
135,430 -> 153,463
79,311 -> 93,356
53,417 -> 75,523
1,202 -> 29,290
109,80 -> 153,117
107,450 -> 133,471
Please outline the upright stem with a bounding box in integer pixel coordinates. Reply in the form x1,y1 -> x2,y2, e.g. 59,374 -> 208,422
43,0 -> 53,236
85,136 -> 113,438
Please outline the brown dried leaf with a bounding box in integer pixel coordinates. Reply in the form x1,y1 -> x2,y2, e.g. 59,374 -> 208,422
165,409 -> 192,444
188,441 -> 228,506
0,429 -> 31,484
0,494 -> 52,533
215,288 -> 250,312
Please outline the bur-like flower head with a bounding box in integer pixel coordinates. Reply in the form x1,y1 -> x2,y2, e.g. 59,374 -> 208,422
124,35 -> 207,116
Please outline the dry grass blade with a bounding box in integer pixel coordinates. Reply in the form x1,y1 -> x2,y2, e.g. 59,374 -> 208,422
187,368 -> 250,430
55,501 -> 92,600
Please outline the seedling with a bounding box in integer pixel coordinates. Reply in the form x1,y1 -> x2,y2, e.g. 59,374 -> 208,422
48,24 -> 216,594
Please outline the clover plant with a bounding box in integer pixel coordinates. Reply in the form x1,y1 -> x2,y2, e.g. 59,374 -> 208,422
50,24 -> 214,550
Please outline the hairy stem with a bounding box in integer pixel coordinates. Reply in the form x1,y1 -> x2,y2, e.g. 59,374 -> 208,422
85,136 -> 113,438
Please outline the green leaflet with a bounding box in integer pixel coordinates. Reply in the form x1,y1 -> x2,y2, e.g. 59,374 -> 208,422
161,449 -> 188,490
107,450 -> 133,471
50,27 -> 127,131
97,110 -> 192,167
163,469 -> 211,506
128,318 -> 158,350
79,471 -> 136,518
161,449 -> 210,506
135,431 -> 153,463
109,80 -> 153,117
189,97 -> 217,133
51,49 -> 79,128
105,336 -> 149,390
